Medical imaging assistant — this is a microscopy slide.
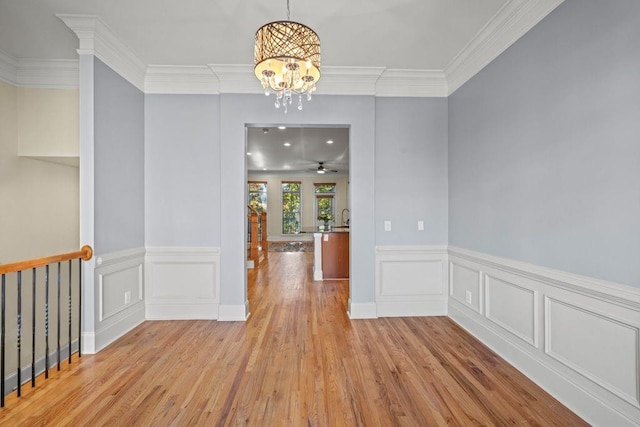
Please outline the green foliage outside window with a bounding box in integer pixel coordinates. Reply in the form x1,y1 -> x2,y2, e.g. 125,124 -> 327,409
314,183 -> 336,224
317,198 -> 334,221
282,182 -> 301,234
248,183 -> 267,212
314,184 -> 335,193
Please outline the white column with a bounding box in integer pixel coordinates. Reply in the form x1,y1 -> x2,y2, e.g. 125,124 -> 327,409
313,232 -> 323,281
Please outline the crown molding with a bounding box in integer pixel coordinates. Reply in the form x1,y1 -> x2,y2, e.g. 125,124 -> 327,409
207,64 -> 254,94
16,1 -> 563,96
57,14 -> 146,92
0,49 -> 18,86
321,66 -> 386,96
16,59 -> 78,88
445,0 -> 564,95
145,65 -> 219,94
376,69 -> 448,98
0,50 -> 78,88
206,65 -> 389,96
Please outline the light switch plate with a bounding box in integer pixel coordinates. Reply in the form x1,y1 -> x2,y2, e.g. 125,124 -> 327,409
384,221 -> 392,231
418,221 -> 424,231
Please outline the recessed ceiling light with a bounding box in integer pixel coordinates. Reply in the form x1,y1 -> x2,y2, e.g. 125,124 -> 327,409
278,126 -> 287,130
263,168 -> 267,171
283,142 -> 291,147
326,140 -> 334,144
246,152 -> 252,155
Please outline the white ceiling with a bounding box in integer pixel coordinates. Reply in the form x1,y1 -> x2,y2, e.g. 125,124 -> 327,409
246,127 -> 349,176
0,0 -> 507,70
0,0 -> 560,174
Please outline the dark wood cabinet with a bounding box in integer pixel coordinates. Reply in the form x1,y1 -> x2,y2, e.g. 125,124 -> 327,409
321,232 -> 349,279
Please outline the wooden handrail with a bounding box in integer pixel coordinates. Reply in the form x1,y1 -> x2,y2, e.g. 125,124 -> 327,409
247,205 -> 259,215
0,245 -> 93,275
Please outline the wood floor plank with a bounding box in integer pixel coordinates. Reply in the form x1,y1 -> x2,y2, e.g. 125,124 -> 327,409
0,252 -> 587,426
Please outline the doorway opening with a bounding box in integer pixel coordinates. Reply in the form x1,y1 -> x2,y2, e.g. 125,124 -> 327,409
245,125 -> 350,304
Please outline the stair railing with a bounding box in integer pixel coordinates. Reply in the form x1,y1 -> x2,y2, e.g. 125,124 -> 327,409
247,207 -> 268,266
0,245 -> 93,407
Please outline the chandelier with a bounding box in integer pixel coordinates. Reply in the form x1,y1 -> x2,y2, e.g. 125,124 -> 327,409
254,0 -> 320,113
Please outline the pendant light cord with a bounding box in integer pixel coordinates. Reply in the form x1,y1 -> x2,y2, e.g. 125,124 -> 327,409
287,0 -> 291,20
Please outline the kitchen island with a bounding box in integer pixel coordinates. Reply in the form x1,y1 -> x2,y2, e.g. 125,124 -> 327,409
301,227 -> 349,280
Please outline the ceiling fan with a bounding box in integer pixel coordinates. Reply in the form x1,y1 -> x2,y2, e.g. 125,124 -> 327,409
308,162 -> 338,174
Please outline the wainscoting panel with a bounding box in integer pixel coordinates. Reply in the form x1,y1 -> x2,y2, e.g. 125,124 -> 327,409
485,274 -> 538,347
448,246 -> 640,427
145,247 -> 220,320
99,263 -> 143,321
94,247 -> 146,352
449,260 -> 483,314
545,295 -> 639,407
375,246 -> 448,316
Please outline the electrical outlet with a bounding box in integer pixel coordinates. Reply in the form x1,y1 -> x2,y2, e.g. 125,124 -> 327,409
418,221 -> 424,231
384,220 -> 392,231
465,291 -> 472,304
124,291 -> 131,304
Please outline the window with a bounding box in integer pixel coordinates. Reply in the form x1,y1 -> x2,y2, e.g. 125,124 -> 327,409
314,183 -> 336,224
282,181 -> 301,234
248,182 -> 267,213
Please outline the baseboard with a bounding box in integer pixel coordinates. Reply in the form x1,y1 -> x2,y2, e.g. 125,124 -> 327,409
218,302 -> 249,321
146,302 -> 219,320
376,299 -> 447,317
145,247 -> 221,320
448,246 -> 640,426
348,300 -> 377,319
375,245 -> 449,317
94,301 -> 145,352
81,332 -> 96,354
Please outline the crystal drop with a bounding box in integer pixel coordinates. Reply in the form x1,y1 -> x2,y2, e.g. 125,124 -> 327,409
298,95 -> 303,110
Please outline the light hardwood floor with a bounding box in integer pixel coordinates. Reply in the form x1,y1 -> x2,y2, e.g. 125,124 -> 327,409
0,252 -> 586,426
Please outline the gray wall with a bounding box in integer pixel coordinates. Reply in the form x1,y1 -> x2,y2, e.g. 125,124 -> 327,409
219,94 -> 376,308
375,97 -> 448,245
448,0 -> 640,287
94,58 -> 145,254
145,94 -> 221,247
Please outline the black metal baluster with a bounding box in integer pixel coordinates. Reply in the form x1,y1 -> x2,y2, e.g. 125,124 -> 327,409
56,262 -> 61,371
78,258 -> 82,358
31,268 -> 36,387
1,274 -> 6,407
68,260 -> 72,363
17,270 -> 22,397
45,265 -> 49,379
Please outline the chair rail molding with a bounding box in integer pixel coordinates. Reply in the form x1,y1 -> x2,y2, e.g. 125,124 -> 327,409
448,246 -> 640,427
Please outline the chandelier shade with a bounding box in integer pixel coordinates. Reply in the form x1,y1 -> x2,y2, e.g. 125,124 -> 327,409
254,20 -> 321,112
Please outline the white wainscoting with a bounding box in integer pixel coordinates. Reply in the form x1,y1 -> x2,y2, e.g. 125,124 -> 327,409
375,246 -> 448,317
93,247 -> 145,352
448,246 -> 640,427
145,247 -> 221,320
